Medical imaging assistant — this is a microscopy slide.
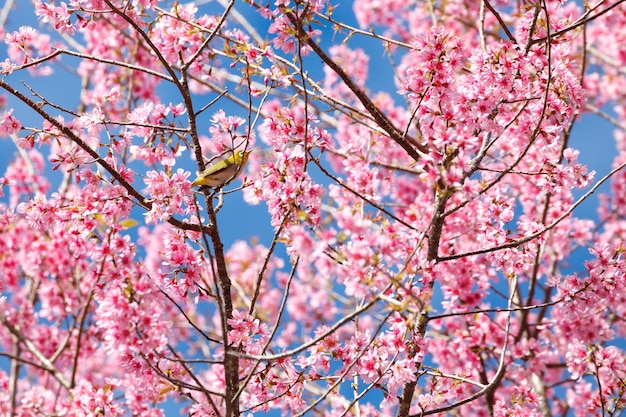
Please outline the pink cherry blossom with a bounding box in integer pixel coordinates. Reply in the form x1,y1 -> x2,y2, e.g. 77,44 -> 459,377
1,1 -> 626,416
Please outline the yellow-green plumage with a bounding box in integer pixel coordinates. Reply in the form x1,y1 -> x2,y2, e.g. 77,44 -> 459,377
192,150 -> 251,187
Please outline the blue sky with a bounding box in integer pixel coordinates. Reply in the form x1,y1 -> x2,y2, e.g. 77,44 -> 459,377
0,1 -> 616,245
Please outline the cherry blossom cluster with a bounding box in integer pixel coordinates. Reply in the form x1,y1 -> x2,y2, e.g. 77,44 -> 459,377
0,0 -> 625,416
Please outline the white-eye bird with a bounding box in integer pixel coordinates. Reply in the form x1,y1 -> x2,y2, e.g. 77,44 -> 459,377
192,149 -> 251,187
